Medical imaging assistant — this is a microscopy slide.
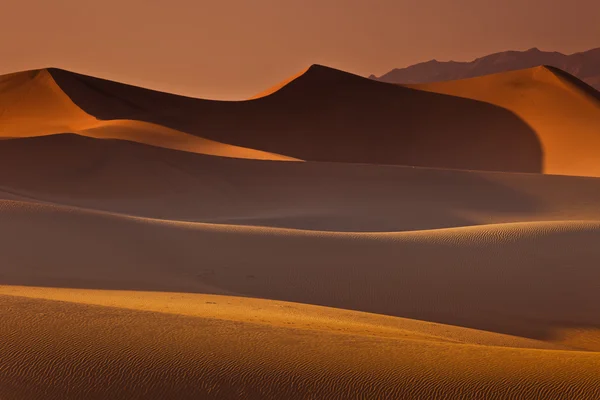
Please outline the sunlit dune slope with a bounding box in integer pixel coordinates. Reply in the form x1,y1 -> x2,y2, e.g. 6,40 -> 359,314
0,289 -> 599,400
0,69 -> 295,160
77,120 -> 298,160
0,69 -> 91,132
47,66 -> 544,173
2,134 -> 600,231
248,66 -> 311,99
0,286 -> 565,350
410,66 -> 600,177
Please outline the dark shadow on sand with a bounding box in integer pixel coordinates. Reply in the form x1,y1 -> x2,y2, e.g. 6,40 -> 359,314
49,66 -> 545,174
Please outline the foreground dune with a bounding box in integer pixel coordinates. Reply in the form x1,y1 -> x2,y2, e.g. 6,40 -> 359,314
1,288 -> 599,399
5,66 -> 546,172
51,65 -> 600,176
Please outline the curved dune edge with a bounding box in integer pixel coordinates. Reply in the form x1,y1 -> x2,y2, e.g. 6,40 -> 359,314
0,286 -> 568,350
2,136 -> 600,232
0,69 -> 298,161
409,66 -> 600,177
5,66 -> 600,175
4,195 -> 600,237
1,294 -> 599,400
32,67 -> 550,173
248,66 -> 311,99
75,120 -> 300,161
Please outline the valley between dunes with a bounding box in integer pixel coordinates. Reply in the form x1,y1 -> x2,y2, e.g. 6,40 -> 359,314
1,65 -> 600,399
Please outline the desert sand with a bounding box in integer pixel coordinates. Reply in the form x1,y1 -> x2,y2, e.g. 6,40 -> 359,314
1,65 -> 600,399
409,66 -> 600,177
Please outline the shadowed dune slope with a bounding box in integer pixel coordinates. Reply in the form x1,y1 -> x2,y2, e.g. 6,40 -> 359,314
48,66 -> 543,173
2,134 -> 600,231
409,66 -> 600,177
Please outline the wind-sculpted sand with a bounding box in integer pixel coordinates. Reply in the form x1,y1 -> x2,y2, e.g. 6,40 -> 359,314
1,289 -> 600,400
1,65 -> 600,398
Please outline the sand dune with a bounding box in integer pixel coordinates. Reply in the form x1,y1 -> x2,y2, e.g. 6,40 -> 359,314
0,286 -> 566,350
77,120 -> 298,161
0,69 -> 295,160
1,134 -> 600,231
410,66 -> 600,177
4,66 -> 600,175
1,288 -> 599,400
0,69 -> 91,134
47,66 -> 544,173
2,64 -> 600,398
2,293 -> 599,400
6,65 -> 600,176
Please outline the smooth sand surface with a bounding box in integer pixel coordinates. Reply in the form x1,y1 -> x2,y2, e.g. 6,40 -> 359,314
1,65 -> 600,398
3,134 -> 600,232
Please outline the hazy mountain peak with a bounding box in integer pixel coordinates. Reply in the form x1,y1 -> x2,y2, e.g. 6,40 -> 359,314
372,47 -> 600,91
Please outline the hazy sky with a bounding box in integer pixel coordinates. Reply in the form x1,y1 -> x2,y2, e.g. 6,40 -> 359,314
2,0 -> 599,99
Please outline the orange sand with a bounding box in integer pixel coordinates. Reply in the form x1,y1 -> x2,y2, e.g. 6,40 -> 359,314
409,66 -> 600,177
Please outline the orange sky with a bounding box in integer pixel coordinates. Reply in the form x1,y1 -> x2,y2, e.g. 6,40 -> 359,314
3,0 -> 599,99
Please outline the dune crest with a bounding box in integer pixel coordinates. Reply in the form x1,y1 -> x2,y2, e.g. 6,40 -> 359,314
248,66 -> 311,99
0,69 -> 91,135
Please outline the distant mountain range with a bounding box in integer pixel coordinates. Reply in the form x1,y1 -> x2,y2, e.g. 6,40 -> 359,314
370,47 -> 600,91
